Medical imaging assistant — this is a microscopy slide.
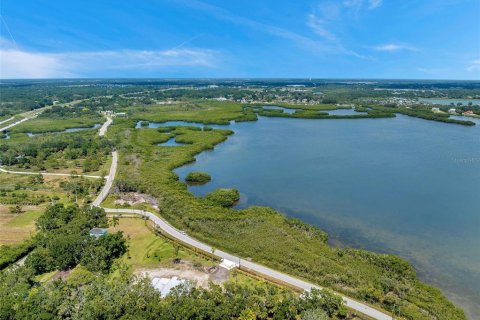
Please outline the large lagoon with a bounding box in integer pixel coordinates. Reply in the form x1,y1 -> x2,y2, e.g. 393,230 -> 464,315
172,114 -> 480,318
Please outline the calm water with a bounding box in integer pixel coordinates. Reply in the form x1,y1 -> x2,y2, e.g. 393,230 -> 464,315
27,124 -> 101,137
327,108 -> 367,115
263,106 -> 296,114
135,120 -> 231,129
172,115 -> 480,318
261,106 -> 367,116
420,98 -> 480,106
158,137 -> 188,147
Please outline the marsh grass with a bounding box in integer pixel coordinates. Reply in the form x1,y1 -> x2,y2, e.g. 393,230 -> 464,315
107,115 -> 466,320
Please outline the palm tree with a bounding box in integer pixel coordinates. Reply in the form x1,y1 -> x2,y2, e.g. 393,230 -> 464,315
110,215 -> 119,230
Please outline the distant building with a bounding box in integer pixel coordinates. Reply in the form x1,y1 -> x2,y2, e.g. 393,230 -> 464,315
151,277 -> 187,298
463,110 -> 474,116
448,108 -> 456,114
208,85 -> 219,88
115,112 -> 127,117
89,228 -> 108,239
431,107 -> 441,113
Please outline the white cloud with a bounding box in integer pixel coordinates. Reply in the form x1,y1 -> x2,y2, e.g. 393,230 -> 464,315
343,0 -> 382,12
307,14 -> 337,41
0,49 -> 73,78
177,0 -> 341,55
0,43 -> 219,79
307,0 -> 383,42
368,0 -> 383,9
373,43 -> 420,52
466,59 -> 480,72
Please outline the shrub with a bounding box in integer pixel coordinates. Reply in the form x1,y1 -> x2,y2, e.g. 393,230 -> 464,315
205,188 -> 240,207
0,240 -> 36,270
185,172 -> 211,184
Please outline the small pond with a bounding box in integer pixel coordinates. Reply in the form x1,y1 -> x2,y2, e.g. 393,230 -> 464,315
326,108 -> 367,115
158,137 -> 188,146
135,120 -> 232,129
262,106 -> 296,114
27,124 -> 101,137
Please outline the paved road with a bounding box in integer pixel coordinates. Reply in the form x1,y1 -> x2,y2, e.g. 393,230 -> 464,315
0,99 -> 85,133
94,151 -> 391,320
104,207 -> 391,320
92,150 -> 118,207
0,167 -> 104,179
98,116 -> 113,137
0,117 -> 32,132
0,117 -> 15,126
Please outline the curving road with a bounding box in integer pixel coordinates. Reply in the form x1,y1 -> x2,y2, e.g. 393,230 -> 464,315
94,147 -> 391,320
1,112 -> 392,319
92,150 -> 118,207
104,206 -> 391,320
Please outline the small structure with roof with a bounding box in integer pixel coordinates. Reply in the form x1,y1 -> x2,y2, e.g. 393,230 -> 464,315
448,108 -> 456,114
89,228 -> 108,239
219,258 -> 239,270
431,107 -> 441,113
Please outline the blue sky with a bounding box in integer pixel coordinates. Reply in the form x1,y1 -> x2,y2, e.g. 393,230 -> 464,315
0,0 -> 479,79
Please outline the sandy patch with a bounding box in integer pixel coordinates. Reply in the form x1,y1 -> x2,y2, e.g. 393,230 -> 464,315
137,263 -> 230,288
114,192 -> 159,210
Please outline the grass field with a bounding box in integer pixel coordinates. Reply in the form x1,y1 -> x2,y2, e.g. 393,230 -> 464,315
0,173 -> 100,237
122,101 -> 249,124
0,205 -> 42,245
9,115 -> 103,134
109,217 -> 212,269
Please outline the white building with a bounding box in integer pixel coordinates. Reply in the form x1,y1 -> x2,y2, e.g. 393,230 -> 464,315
431,107 -> 441,113
448,108 -> 457,114
219,258 -> 239,270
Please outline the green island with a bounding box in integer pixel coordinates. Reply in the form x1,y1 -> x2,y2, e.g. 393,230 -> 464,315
1,79 -> 478,320
185,171 -> 212,184
205,188 -> 240,207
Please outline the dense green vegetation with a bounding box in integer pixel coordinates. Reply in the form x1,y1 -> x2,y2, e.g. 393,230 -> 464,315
0,240 -> 36,269
2,79 -> 477,320
394,108 -> 475,125
255,105 -> 475,125
109,120 -> 465,320
0,267 -> 347,319
185,171 -> 212,184
0,132 -> 111,173
206,188 -> 240,207
24,204 -> 126,274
